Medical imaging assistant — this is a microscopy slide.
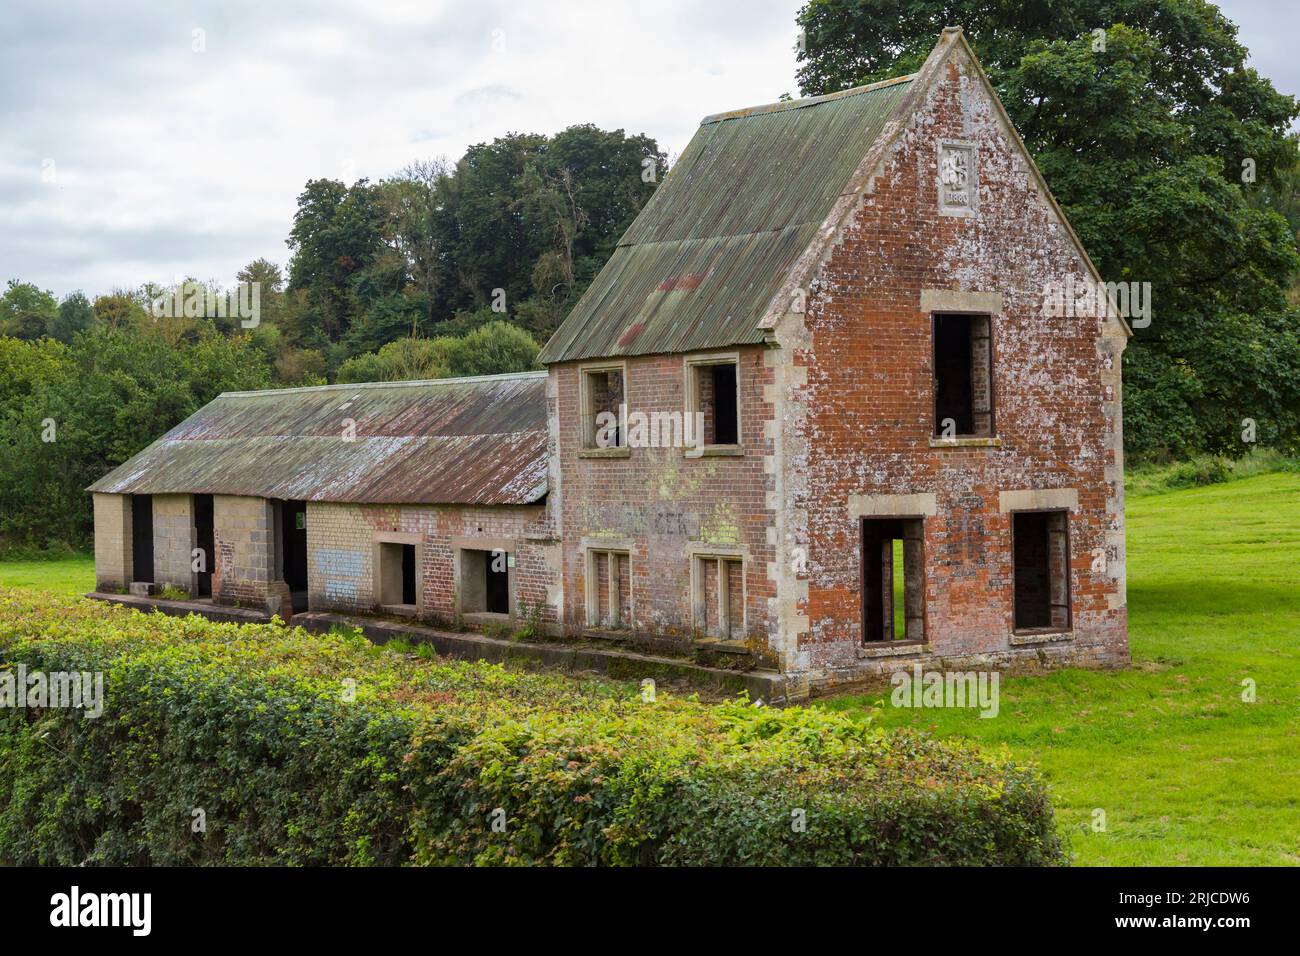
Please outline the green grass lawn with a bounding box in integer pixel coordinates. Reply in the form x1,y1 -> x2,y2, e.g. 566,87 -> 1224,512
0,554 -> 94,596
1,472 -> 1297,864
820,472 -> 1300,865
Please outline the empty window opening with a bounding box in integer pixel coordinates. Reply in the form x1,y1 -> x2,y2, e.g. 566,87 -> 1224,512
583,367 -> 625,448
130,494 -> 154,584
692,360 -> 739,447
1012,511 -> 1071,632
461,549 -> 511,616
587,549 -> 631,628
933,313 -> 993,437
693,555 -> 743,640
273,499 -> 309,596
861,518 -> 924,643
193,494 -> 214,598
378,541 -> 417,611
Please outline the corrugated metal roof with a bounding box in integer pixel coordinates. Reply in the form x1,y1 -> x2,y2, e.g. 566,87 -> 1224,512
88,371 -> 549,506
539,75 -> 914,364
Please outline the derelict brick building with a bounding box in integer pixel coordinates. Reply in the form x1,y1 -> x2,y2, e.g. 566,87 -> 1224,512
90,29 -> 1129,696
90,373 -> 556,628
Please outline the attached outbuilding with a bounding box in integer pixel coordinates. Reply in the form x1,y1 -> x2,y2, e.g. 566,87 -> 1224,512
88,371 -> 557,629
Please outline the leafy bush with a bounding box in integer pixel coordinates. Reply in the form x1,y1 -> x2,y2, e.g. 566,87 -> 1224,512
1163,457 -> 1232,490
335,323 -> 539,384
0,591 -> 1066,866
1127,448 -> 1300,497
0,540 -> 82,562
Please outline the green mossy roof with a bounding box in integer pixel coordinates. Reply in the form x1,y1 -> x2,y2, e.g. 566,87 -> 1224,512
539,75 -> 914,364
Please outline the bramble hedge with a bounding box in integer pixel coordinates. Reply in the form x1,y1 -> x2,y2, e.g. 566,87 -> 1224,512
0,590 -> 1067,866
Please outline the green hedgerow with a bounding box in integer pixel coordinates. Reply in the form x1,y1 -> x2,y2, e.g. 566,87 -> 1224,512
0,589 -> 1067,866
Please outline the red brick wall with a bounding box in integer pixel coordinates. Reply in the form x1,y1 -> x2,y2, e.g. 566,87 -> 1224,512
784,51 -> 1128,680
551,348 -> 778,650
306,501 -> 557,629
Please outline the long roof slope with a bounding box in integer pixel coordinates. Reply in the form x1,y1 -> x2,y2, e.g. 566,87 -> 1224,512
88,371 -> 549,505
538,75 -> 914,364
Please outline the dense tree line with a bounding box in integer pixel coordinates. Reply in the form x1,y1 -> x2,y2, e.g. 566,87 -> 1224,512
0,328 -> 270,549
281,124 -> 664,375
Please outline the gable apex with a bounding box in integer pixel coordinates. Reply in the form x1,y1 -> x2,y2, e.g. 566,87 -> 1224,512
757,26 -> 1129,338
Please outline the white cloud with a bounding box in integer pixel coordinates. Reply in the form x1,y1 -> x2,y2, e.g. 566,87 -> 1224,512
0,0 -> 805,297
3,0 -> 1292,299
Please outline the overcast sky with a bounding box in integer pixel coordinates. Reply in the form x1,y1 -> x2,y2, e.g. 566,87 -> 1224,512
1,0 -> 1294,299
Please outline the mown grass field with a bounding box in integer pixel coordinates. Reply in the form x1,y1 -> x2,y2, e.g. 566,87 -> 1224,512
0,472 -> 1296,865
0,555 -> 93,596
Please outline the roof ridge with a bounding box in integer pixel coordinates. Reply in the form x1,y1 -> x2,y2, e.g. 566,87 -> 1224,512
154,428 -> 547,442
699,73 -> 914,125
218,369 -> 547,399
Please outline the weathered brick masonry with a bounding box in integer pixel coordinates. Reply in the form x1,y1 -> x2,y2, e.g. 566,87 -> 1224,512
540,27 -> 1130,693
306,501 -> 559,628
765,37 -> 1129,689
551,348 -> 777,651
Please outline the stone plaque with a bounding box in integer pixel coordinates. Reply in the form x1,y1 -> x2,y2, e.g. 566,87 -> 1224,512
938,140 -> 977,216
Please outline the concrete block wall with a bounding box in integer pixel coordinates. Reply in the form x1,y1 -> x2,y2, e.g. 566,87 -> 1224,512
305,504 -> 373,612
212,494 -> 279,609
771,44 -> 1129,684
306,501 -> 558,630
92,493 -> 132,591
152,493 -> 196,594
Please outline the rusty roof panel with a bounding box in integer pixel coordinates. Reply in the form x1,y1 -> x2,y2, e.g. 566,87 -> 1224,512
539,76 -> 913,365
88,372 -> 549,505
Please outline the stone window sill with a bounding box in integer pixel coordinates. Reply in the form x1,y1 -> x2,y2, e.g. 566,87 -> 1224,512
694,637 -> 750,655
1009,629 -> 1074,646
583,626 -> 632,640
857,640 -> 929,659
462,611 -> 511,626
579,446 -> 631,459
929,436 -> 1002,449
683,445 -> 745,458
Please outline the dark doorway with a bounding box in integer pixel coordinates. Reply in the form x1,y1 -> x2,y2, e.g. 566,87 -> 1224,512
934,315 -> 974,435
279,500 -> 308,595
486,555 -> 509,614
861,517 -> 924,643
461,549 -> 511,616
401,544 -> 416,606
194,494 -> 214,597
130,494 -> 154,584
